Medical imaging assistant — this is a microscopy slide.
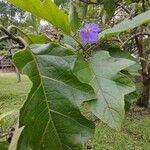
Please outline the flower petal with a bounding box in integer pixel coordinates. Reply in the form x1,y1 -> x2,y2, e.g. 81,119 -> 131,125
79,22 -> 101,45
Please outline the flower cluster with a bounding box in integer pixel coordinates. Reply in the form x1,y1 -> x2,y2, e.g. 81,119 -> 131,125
79,22 -> 100,45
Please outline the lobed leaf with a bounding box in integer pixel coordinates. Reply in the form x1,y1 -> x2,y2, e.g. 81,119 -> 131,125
106,47 -> 139,110
74,51 -> 136,130
12,43 -> 96,149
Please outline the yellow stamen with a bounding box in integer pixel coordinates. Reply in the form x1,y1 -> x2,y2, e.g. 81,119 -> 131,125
85,26 -> 91,32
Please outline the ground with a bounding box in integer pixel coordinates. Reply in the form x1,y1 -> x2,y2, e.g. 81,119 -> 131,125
0,73 -> 150,150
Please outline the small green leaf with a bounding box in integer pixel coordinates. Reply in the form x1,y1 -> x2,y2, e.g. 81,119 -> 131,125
7,0 -> 71,34
74,51 -> 136,130
61,34 -> 78,48
125,91 -> 139,111
24,34 -> 51,45
103,0 -> 116,18
123,0 -> 132,4
69,2 -> 81,32
12,43 -> 95,149
74,1 -> 87,20
97,0 -> 104,4
69,1 -> 87,32
53,0 -> 68,6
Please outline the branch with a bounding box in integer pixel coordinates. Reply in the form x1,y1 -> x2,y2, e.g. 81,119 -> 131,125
9,45 -> 25,55
142,0 -> 146,12
122,32 -> 150,48
0,25 -> 25,48
0,132 -> 9,138
116,2 -> 133,19
0,36 -> 9,42
70,35 -> 86,51
8,25 -> 32,44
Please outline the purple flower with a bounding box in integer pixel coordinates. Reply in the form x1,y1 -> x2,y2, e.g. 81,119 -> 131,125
79,22 -> 100,45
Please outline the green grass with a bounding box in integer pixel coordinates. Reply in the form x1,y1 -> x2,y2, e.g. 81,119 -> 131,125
0,73 -> 31,129
0,73 -> 31,113
0,73 -> 150,150
92,117 -> 150,150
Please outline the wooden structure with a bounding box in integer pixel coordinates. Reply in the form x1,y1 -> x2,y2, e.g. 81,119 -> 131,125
0,56 -> 15,72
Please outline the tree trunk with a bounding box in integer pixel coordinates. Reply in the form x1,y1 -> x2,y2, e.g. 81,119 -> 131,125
147,61 -> 150,108
138,72 -> 150,107
135,36 -> 150,107
149,81 -> 150,108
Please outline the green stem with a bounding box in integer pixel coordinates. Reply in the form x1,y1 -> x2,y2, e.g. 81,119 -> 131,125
70,35 -> 85,51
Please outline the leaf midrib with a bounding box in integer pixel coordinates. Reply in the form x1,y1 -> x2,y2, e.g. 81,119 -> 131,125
29,50 -> 64,150
89,62 -> 123,124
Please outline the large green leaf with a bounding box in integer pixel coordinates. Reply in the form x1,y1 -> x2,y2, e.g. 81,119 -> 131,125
7,0 -> 71,34
74,51 -> 136,130
12,43 -> 96,149
99,10 -> 150,39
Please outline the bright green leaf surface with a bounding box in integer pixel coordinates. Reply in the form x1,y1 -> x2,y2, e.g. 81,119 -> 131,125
0,110 -> 15,121
8,0 -> 71,34
24,34 -> 51,45
99,10 -> 150,39
0,110 -> 15,125
74,51 -> 136,130
13,43 -> 95,149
